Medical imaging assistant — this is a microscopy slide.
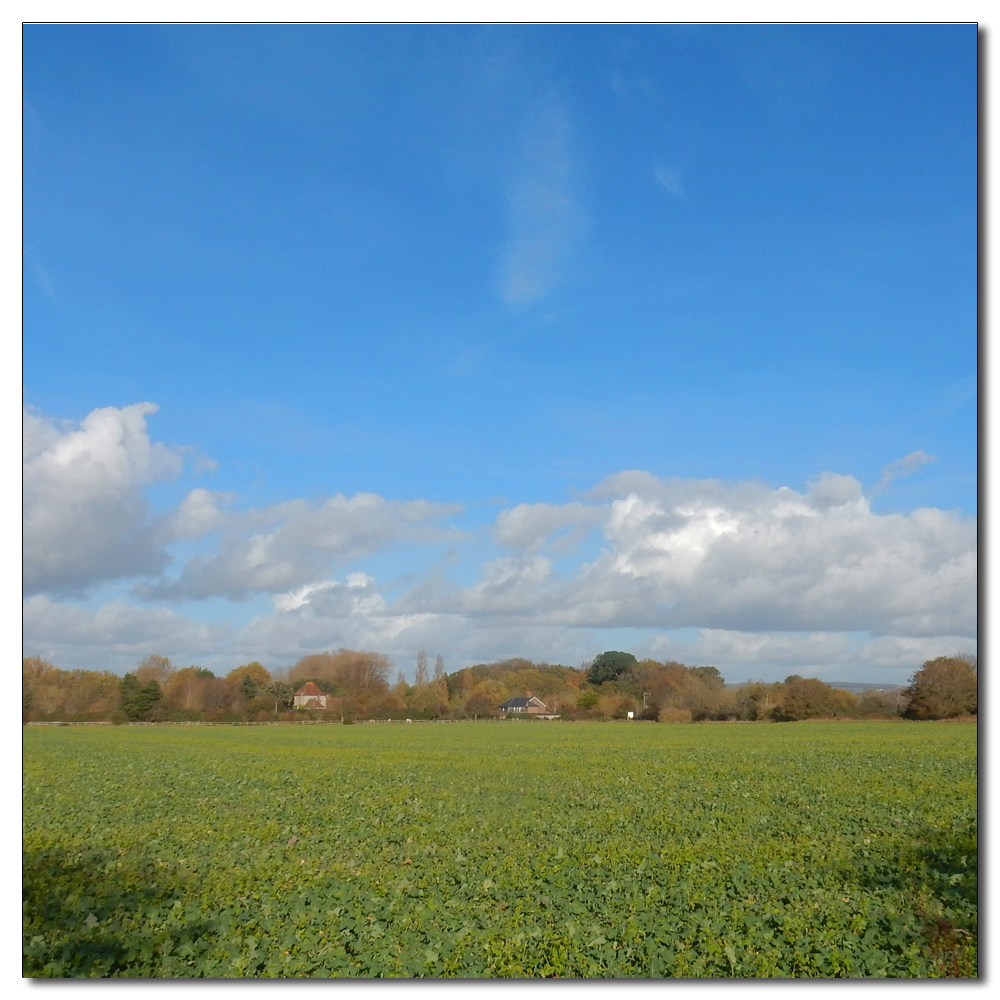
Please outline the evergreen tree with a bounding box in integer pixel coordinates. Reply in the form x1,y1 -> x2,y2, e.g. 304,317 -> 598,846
118,673 -> 162,721
587,651 -> 637,685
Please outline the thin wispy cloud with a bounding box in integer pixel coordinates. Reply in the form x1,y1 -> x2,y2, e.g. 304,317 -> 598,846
25,248 -> 58,300
871,449 -> 936,496
653,167 -> 684,198
499,92 -> 586,306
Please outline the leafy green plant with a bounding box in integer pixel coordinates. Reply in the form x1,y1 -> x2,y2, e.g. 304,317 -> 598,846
23,721 -> 976,978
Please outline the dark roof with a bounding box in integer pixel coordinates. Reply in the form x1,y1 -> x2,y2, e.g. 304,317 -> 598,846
499,695 -> 546,709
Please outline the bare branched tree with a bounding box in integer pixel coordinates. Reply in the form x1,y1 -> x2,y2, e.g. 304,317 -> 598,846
415,650 -> 429,687
136,654 -> 175,685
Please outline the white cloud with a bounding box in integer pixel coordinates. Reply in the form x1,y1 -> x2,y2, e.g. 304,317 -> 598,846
21,403 -> 975,681
22,594 -> 228,673
272,573 -> 384,614
139,493 -> 463,601
23,582 -> 975,684
493,500 -> 603,552
159,487 -> 234,541
388,470 -> 975,638
646,628 -> 974,681
580,471 -> 976,637
499,92 -> 585,306
23,403 -> 183,595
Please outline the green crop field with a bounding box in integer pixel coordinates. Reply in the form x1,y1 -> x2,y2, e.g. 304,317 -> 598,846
23,720 -> 977,978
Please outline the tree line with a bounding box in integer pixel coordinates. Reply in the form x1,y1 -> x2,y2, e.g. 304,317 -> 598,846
22,648 -> 976,725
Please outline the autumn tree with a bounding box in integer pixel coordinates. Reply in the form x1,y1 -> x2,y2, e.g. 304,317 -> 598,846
462,679 -> 509,718
227,662 -> 272,700
405,670 -> 450,718
502,667 -> 564,700
135,654 -> 175,685
735,682 -> 774,720
23,656 -> 54,683
641,660 -> 731,719
903,656 -> 978,720
773,677 -> 857,721
289,649 -> 390,699
23,658 -> 120,721
163,667 -> 215,713
23,657 -> 60,718
369,682 -> 407,718
463,690 -> 496,718
689,666 -> 724,688
858,688 -> 901,717
61,671 -> 120,717
199,676 -> 243,717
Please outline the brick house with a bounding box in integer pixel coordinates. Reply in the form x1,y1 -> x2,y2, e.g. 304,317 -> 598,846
499,690 -> 548,715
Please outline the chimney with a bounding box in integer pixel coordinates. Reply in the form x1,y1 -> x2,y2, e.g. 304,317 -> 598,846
526,689 -> 532,697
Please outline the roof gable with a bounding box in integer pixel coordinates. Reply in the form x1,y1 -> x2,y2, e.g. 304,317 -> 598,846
500,695 -> 547,709
294,682 -> 325,697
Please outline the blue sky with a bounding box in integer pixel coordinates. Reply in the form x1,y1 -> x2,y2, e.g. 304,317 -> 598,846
22,24 -> 977,683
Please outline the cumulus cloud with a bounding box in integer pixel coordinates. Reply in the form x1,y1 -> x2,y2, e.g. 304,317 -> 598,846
493,500 -> 603,552
23,404 -> 463,606
158,487 -> 234,541
23,403 -> 183,595
388,470 -> 975,638
139,493 -> 463,601
272,573 -> 385,615
499,92 -> 586,306
22,402 -> 975,680
579,471 -> 975,636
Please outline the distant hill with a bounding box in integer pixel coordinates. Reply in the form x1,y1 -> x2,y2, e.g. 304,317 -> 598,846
827,681 -> 905,694
725,680 -> 904,693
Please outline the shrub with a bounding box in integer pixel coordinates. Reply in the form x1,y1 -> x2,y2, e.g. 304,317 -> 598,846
658,707 -> 693,723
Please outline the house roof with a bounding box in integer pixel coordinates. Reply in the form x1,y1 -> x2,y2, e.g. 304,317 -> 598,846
294,682 -> 325,697
500,695 -> 546,709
